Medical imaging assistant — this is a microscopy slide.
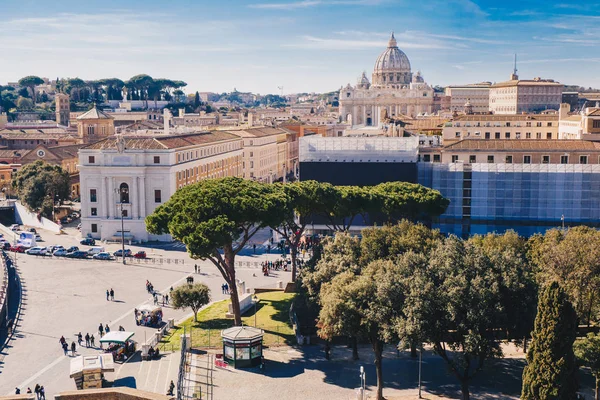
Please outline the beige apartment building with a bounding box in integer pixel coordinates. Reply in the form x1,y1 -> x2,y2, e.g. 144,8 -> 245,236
444,83 -> 491,113
489,74 -> 563,114
232,127 -> 297,182
442,114 -> 559,143
420,139 -> 600,165
558,103 -> 600,140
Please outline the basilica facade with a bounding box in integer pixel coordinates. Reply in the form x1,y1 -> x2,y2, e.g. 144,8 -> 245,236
339,33 -> 435,128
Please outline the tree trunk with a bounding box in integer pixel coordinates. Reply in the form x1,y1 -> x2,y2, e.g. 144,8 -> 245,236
352,336 -> 359,360
224,246 -> 242,326
193,308 -> 198,322
461,379 -> 470,400
290,243 -> 298,282
372,339 -> 384,400
410,341 -> 417,358
596,375 -> 599,400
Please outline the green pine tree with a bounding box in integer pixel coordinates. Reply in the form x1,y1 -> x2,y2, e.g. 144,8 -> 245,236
522,281 -> 578,399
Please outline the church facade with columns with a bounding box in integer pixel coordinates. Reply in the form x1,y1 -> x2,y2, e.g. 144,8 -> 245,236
78,131 -> 243,242
339,33 -> 435,127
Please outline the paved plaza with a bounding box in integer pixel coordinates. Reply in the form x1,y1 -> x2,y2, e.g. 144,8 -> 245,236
0,225 -> 290,398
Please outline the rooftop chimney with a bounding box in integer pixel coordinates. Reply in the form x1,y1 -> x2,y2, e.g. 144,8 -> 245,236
164,108 -> 171,135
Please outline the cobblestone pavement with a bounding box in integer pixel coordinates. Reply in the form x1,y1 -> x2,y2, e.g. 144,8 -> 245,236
0,225 -> 291,398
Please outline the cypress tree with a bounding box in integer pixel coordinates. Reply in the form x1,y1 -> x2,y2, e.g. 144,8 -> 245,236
522,281 -> 578,399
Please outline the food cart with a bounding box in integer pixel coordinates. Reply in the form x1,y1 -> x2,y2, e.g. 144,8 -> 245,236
99,331 -> 136,362
69,354 -> 115,389
136,305 -> 163,327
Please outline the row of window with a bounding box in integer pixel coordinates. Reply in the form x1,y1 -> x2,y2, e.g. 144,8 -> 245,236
89,188 -> 162,207
423,154 -> 591,164
454,121 -> 551,128
87,155 -> 162,164
455,132 -> 554,139
176,143 -> 239,163
177,158 -> 240,180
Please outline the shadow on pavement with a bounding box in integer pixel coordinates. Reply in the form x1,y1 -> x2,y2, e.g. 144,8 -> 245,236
113,376 -> 137,388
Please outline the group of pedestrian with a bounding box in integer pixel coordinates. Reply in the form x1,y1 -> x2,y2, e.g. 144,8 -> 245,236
16,384 -> 45,399
80,332 -> 96,347
98,323 -> 110,337
146,280 -> 155,294
194,264 -> 200,274
105,288 -> 115,301
221,282 -> 230,294
59,336 -> 77,356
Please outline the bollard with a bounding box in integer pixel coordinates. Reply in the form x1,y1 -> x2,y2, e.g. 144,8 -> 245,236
168,318 -> 175,329
181,334 -> 191,351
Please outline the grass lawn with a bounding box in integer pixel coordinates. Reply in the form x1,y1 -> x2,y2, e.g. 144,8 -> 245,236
159,291 -> 296,351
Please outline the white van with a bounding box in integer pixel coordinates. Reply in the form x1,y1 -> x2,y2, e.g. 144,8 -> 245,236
87,246 -> 106,255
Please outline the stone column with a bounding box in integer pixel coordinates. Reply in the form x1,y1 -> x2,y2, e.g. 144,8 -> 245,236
139,177 -> 146,218
132,177 -> 139,219
101,177 -> 108,218
352,106 -> 358,126
108,178 -> 115,219
363,107 -> 367,126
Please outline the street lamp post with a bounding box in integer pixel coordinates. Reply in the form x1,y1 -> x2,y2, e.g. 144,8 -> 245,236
561,214 -> 565,230
252,295 -> 259,327
418,344 -> 423,399
115,186 -> 129,265
359,365 -> 366,400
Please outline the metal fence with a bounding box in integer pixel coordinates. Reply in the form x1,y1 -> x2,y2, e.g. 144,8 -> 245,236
176,329 -> 187,400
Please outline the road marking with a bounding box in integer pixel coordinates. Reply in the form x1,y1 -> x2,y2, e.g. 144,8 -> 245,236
153,355 -> 163,393
143,358 -> 155,390
8,354 -> 68,395
164,351 -> 174,394
8,272 -> 192,396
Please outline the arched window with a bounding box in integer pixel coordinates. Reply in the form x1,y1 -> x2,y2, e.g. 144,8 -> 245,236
119,183 -> 129,203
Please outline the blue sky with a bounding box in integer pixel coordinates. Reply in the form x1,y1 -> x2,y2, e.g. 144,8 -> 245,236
1,0 -> 599,95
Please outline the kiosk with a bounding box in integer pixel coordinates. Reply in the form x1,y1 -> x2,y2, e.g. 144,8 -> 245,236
99,331 -> 136,362
221,326 -> 263,368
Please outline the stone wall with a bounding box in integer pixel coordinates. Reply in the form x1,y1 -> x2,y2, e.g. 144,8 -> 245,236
53,387 -> 172,400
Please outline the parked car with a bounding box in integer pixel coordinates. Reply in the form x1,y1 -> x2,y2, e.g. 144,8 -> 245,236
53,249 -> 68,257
66,246 -> 79,253
28,228 -> 37,233
49,245 -> 65,253
133,251 -> 147,259
9,245 -> 26,253
66,250 -> 88,259
9,224 -> 20,231
93,252 -> 112,260
80,238 -> 96,246
35,234 -> 42,241
113,249 -> 132,257
26,247 -> 48,255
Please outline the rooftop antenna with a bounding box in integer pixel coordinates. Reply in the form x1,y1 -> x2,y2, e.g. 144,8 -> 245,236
510,54 -> 519,80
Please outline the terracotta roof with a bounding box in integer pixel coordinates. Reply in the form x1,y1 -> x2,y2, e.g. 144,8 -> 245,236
444,139 -> 600,151
587,109 -> 600,116
76,107 -> 113,120
47,144 -> 86,159
0,149 -> 31,158
83,131 -> 240,151
229,127 -> 289,138
491,80 -> 563,88
0,131 -> 78,140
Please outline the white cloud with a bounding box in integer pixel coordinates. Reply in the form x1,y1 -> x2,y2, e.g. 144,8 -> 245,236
285,35 -> 449,50
248,0 -> 384,10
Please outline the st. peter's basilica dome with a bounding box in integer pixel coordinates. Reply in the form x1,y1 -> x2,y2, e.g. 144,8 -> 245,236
372,33 -> 412,86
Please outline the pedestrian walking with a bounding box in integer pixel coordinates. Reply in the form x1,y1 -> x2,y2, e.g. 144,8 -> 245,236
105,324 -> 110,334
110,288 -> 114,301
85,333 -> 90,347
153,293 -> 158,305
77,332 -> 83,346
221,283 -> 225,294
165,294 -> 169,305
71,341 -> 76,356
167,380 -> 175,396
59,335 -> 66,347
34,384 -> 40,399
162,295 -> 165,306
62,341 -> 68,355
39,386 -> 45,400
253,243 -> 256,254
15,388 -> 20,394
106,289 -> 109,301
90,334 -> 95,347
98,323 -> 104,337
194,264 -> 197,273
